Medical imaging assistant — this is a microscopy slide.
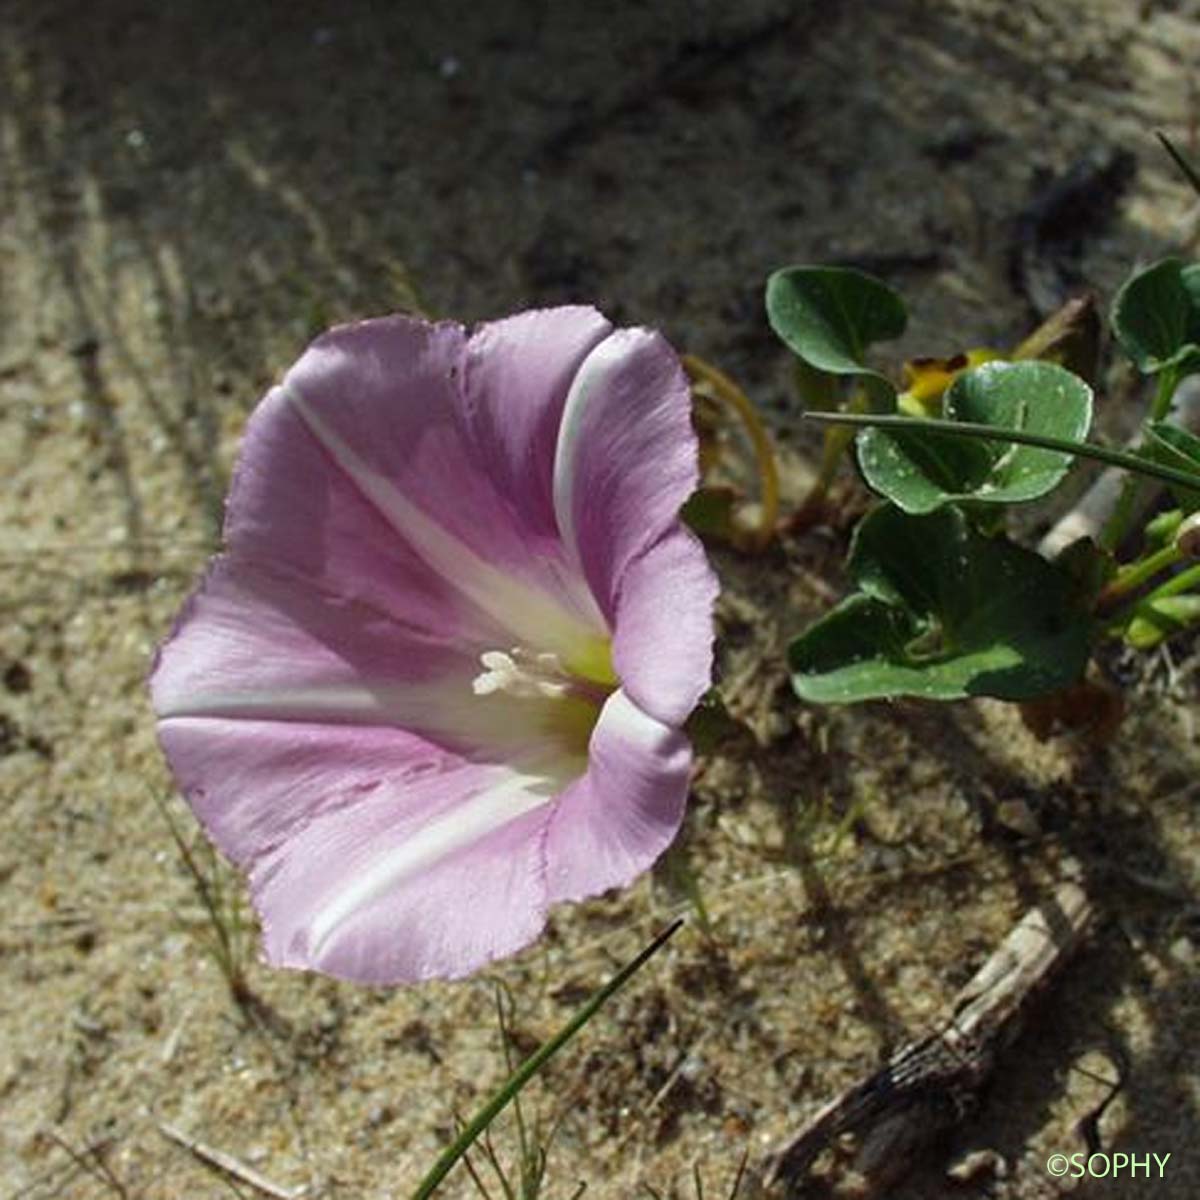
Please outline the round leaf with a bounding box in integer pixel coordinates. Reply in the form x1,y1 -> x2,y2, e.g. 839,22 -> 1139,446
857,361 -> 1093,512
1111,257 -> 1200,377
789,505 -> 1091,702
765,266 -> 906,409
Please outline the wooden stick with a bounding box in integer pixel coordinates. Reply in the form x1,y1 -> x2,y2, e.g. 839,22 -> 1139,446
759,880 -> 1093,1197
156,1121 -> 307,1200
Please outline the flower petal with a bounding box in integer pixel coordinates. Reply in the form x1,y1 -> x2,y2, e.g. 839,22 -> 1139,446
544,690 -> 692,905
612,527 -> 719,727
158,715 -> 561,982
552,329 -> 700,623
151,557 -> 592,773
279,315 -> 608,657
224,380 -> 488,646
151,554 -> 471,728
463,306 -> 612,541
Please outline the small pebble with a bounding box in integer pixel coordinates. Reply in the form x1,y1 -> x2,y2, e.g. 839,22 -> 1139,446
946,1147 -> 1007,1183
1168,936 -> 1195,969
995,798 -> 1041,838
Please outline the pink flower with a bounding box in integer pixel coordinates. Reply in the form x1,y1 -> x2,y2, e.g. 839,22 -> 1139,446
150,307 -> 717,984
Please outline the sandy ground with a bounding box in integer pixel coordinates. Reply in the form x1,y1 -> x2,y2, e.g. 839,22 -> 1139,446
2,1 -> 1198,1197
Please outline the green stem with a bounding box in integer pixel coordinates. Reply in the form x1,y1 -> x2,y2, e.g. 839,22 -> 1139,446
1100,366 -> 1180,550
798,388 -> 871,513
1097,543 -> 1183,608
802,411 -> 1200,493
1100,472 -> 1141,553
816,396 -> 867,488
1140,560 -> 1200,603
1151,365 -> 1181,423
411,919 -> 684,1200
1104,561 -> 1200,638
1106,561 -> 1200,635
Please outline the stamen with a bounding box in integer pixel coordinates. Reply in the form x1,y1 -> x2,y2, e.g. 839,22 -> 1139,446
471,647 -> 573,700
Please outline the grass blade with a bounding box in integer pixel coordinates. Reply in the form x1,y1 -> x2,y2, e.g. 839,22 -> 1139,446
1156,129 -> 1200,197
412,918 -> 685,1200
804,410 -> 1200,493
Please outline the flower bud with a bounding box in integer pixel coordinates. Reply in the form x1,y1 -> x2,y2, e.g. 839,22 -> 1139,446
1177,511 -> 1200,559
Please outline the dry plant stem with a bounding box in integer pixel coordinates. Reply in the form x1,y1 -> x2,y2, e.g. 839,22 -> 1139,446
23,1133 -> 112,1198
682,353 -> 780,548
760,880 -> 1093,1197
45,1129 -> 128,1198
156,1120 -> 307,1200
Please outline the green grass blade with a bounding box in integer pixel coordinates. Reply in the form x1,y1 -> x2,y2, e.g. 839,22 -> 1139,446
412,918 -> 685,1200
1156,130 -> 1200,197
804,410 -> 1200,493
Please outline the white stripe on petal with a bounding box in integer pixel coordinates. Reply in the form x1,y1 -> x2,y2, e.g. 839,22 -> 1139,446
307,769 -> 555,960
599,687 -> 685,755
158,678 -> 592,781
285,385 -> 605,657
155,680 -> 451,725
552,332 -> 628,564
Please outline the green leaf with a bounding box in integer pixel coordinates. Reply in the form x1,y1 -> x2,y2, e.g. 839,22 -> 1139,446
857,422 -> 990,514
789,505 -> 1091,703
806,408 -> 1200,494
857,361 -> 1093,513
1145,420 -> 1200,511
1111,257 -> 1200,377
1146,420 -> 1200,471
765,265 -> 906,409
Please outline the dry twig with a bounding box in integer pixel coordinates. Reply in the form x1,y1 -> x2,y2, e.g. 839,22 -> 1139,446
759,880 -> 1093,1197
43,1129 -> 128,1199
156,1120 -> 306,1200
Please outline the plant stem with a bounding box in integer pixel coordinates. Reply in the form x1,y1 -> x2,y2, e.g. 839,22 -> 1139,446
1150,365 -> 1181,423
1100,366 -> 1180,550
411,919 -> 684,1200
1096,542 -> 1183,609
1156,129 -> 1200,197
814,390 -> 870,493
1105,561 -> 1200,635
1140,560 -> 1200,603
802,411 -> 1200,493
1099,471 -> 1142,553
684,355 -> 780,549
